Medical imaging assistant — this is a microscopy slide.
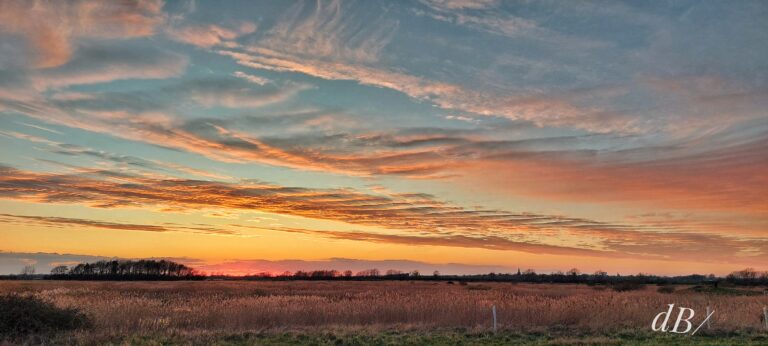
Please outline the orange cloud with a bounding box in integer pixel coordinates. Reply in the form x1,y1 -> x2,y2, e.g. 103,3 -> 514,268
6,90 -> 766,214
0,213 -> 238,236
0,165 -> 766,264
462,133 -> 768,214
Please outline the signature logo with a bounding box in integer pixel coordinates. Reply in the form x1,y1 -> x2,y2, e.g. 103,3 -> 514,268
652,304 -> 714,335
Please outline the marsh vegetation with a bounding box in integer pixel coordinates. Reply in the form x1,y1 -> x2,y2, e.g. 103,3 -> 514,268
2,281 -> 768,344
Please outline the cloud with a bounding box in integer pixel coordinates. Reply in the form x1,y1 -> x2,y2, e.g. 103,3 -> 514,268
0,0 -> 165,68
211,1 -> 623,133
266,226 -> 623,259
0,131 -> 232,181
417,1 -> 537,38
0,43 -> 189,103
420,0 -> 499,11
232,71 -> 271,86
6,82 -> 766,211
0,213 -> 239,236
417,0 -> 609,51
166,22 -> 256,48
460,128 -> 768,213
50,143 -> 233,181
259,0 -> 398,64
174,78 -> 310,108
0,164 -> 765,264
37,43 -> 188,88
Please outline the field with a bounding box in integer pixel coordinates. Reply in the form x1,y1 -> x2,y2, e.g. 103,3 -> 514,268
2,280 -> 768,345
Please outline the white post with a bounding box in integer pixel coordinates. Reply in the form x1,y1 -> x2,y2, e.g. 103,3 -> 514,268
763,306 -> 768,331
492,305 -> 497,332
706,306 -> 711,329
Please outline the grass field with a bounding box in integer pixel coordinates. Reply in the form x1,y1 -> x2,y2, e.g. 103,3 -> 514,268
2,281 -> 768,345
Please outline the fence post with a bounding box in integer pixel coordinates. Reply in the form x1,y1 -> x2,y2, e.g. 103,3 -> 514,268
492,305 -> 497,333
763,306 -> 767,331
706,306 -> 711,329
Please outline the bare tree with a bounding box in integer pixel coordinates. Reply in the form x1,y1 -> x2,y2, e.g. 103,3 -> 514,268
20,265 -> 36,276
355,268 -> 380,277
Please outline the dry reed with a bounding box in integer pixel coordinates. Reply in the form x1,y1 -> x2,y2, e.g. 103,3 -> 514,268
2,281 -> 767,335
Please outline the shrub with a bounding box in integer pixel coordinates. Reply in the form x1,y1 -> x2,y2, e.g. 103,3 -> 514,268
657,285 -> 675,294
0,294 -> 92,338
610,282 -> 646,292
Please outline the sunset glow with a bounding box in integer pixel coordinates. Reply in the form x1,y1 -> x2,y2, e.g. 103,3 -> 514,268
1,0 -> 766,276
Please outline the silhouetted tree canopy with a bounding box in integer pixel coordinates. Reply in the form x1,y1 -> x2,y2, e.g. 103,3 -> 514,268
48,260 -> 199,280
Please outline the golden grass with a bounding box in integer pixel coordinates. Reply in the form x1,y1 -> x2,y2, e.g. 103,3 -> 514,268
2,281 -> 767,335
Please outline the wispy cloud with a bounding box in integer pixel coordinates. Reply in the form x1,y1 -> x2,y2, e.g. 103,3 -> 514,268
0,213 -> 239,236
166,22 -> 256,48
420,0 -> 499,11
212,5 -> 629,133
0,0 -> 165,68
1,1 -> 766,272
0,164 -> 765,264
5,87 -> 765,212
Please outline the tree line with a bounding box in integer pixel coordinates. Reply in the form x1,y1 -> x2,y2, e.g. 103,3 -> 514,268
2,263 -> 764,286
725,268 -> 768,285
228,267 -> 726,286
47,260 -> 201,280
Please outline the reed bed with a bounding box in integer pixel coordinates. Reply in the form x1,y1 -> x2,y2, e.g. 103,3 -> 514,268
2,281 -> 767,335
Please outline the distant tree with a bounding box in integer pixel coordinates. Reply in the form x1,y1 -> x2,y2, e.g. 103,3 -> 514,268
433,270 -> 440,277
20,265 -> 36,276
594,270 -> 608,277
50,265 -> 68,275
567,268 -> 580,276
740,268 -> 758,280
355,268 -> 380,277
726,268 -> 765,285
343,270 -> 353,277
309,270 -> 338,278
410,270 -> 420,277
385,269 -> 403,276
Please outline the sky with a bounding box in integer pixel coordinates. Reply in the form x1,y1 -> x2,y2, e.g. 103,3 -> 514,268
0,0 -> 766,276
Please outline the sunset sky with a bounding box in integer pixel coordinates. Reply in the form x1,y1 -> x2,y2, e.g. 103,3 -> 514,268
0,0 -> 766,275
